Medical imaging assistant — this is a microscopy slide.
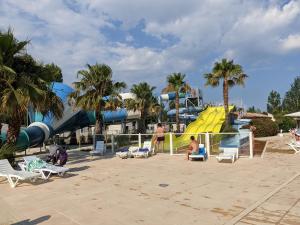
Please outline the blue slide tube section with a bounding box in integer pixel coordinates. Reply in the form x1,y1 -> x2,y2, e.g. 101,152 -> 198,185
0,82 -> 129,151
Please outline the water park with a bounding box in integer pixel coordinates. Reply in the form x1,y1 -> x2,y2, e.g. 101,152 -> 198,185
1,3 -> 300,224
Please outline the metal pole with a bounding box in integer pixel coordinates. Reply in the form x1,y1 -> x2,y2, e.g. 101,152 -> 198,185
93,127 -> 95,150
138,133 -> 142,148
170,132 -> 173,155
249,132 -> 253,158
205,132 -> 210,157
112,134 -> 115,153
158,97 -> 161,123
79,129 -> 81,151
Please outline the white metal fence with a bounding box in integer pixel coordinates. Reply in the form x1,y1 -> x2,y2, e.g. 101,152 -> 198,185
90,131 -> 253,158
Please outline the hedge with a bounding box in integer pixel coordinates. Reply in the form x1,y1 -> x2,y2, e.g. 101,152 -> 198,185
243,118 -> 279,137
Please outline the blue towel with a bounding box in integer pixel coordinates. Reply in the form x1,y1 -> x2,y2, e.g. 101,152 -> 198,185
199,147 -> 205,155
119,147 -> 129,152
139,148 -> 149,152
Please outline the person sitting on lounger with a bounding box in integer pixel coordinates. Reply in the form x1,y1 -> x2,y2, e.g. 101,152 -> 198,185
186,136 -> 199,160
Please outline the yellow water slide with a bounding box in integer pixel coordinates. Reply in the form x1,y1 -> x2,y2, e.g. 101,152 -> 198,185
163,106 -> 233,150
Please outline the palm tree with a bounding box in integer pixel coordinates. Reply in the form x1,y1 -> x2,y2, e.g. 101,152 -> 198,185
125,82 -> 160,133
162,73 -> 191,132
0,30 -> 64,144
70,63 -> 126,134
204,58 -> 247,127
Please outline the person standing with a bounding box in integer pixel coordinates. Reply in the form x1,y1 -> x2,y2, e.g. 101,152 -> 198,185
155,123 -> 165,153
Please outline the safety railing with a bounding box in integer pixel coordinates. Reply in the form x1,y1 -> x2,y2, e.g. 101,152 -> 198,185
91,131 -> 253,158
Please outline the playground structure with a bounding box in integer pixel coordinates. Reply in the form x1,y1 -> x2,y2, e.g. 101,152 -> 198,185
159,88 -> 204,122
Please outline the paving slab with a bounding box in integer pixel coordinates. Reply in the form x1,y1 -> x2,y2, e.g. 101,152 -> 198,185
1,151 -> 300,225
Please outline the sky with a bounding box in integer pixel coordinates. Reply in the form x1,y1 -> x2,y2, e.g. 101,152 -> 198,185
0,0 -> 300,110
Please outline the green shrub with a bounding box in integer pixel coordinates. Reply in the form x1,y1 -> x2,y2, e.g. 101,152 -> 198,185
243,118 -> 279,137
275,116 -> 296,132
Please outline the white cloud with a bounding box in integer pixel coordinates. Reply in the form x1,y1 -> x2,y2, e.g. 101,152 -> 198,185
280,34 -> 300,51
0,0 -> 300,94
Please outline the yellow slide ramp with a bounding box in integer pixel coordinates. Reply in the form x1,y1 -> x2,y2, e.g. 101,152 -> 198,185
163,106 -> 233,150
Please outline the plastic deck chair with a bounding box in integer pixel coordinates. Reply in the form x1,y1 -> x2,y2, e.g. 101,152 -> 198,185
133,141 -> 153,158
216,148 -> 238,163
90,141 -> 106,156
0,159 -> 40,188
189,144 -> 207,161
288,142 -> 300,154
19,156 -> 69,180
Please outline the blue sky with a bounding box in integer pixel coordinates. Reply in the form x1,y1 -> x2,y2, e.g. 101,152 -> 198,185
1,0 -> 300,110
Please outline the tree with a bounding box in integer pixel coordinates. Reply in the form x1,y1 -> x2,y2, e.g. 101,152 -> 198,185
125,82 -> 160,133
282,76 -> 300,113
44,63 -> 63,82
267,90 -> 281,114
162,73 -> 191,132
70,63 -> 126,134
0,29 -> 64,144
247,106 -> 261,113
204,58 -> 247,127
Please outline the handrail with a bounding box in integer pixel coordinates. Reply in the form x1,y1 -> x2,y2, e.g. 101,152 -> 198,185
100,132 -> 250,136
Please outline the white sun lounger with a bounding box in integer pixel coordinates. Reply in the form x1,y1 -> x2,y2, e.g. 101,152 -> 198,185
90,141 -> 106,156
133,141 -> 154,158
0,159 -> 40,188
18,156 -> 69,180
216,148 -> 238,163
288,142 -> 300,154
116,146 -> 139,159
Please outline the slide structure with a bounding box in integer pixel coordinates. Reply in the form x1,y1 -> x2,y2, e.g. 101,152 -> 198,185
0,82 -> 139,151
163,106 -> 234,150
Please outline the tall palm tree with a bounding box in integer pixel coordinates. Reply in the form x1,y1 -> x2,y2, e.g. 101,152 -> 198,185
125,82 -> 160,133
204,58 -> 247,127
162,73 -> 191,132
0,30 -> 64,144
70,63 -> 126,134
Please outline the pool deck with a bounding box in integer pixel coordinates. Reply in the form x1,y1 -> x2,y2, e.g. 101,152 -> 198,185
1,150 -> 300,225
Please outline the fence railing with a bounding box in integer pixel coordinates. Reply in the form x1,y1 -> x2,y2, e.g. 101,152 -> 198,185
90,131 -> 253,158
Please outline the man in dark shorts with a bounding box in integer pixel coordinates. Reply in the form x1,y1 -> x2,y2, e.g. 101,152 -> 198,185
155,123 -> 165,153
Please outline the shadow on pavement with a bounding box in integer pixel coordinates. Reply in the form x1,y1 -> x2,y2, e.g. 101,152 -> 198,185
12,215 -> 51,225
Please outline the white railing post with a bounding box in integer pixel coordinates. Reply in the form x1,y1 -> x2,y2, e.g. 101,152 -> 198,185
205,132 -> 210,157
170,132 -> 173,155
138,133 -> 142,148
111,134 -> 115,153
249,132 -> 253,158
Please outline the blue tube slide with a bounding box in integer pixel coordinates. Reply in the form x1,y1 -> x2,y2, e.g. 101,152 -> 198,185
0,82 -> 131,151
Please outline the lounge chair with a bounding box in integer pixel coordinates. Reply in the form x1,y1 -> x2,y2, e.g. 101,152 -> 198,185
287,141 -> 300,154
90,141 -> 106,156
0,159 -> 40,188
116,146 -> 139,159
189,144 -> 207,161
19,156 -> 69,180
133,141 -> 154,158
216,148 -> 238,163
